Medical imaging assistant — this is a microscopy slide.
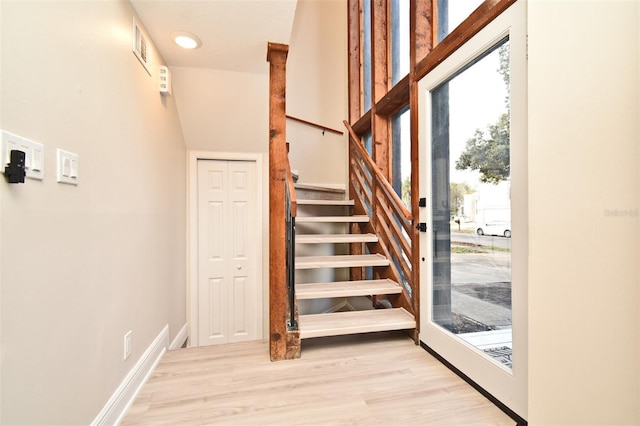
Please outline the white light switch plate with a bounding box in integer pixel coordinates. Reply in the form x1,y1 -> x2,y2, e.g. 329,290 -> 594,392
2,130 -> 45,180
57,149 -> 79,185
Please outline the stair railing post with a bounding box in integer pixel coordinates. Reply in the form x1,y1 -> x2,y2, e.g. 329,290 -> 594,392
285,183 -> 297,330
267,42 -> 300,361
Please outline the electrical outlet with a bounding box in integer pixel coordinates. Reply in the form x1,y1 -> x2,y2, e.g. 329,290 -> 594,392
124,331 -> 133,360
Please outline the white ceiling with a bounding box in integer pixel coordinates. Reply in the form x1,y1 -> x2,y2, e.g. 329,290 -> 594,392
130,0 -> 298,74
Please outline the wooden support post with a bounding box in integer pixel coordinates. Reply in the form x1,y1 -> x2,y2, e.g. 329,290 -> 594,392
267,42 -> 294,361
414,0 -> 434,65
408,0 -> 434,342
371,0 -> 390,233
348,0 -> 362,124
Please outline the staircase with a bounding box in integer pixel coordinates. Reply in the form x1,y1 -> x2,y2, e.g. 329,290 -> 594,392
294,185 -> 416,340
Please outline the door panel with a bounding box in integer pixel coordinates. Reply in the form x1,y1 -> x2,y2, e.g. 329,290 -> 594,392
206,278 -> 226,341
232,276 -> 248,338
197,159 -> 258,346
418,2 -> 527,417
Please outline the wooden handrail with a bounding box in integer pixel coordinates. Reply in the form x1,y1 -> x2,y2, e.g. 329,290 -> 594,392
350,143 -> 413,265
344,121 -> 411,220
345,119 -> 416,318
287,115 -> 345,136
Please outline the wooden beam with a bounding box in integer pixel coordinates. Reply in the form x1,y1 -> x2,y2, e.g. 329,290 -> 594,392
371,0 -> 389,106
348,0 -> 362,123
408,0 -> 433,342
413,0 -> 434,66
267,42 -> 292,362
371,0 -> 390,204
351,110 -> 372,135
414,0 -> 516,81
375,74 -> 410,117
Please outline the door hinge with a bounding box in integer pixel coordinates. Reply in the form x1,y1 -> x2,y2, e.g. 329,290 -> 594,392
416,223 -> 427,232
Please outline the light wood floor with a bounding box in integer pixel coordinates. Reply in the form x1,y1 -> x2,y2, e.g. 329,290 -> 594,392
122,332 -> 515,425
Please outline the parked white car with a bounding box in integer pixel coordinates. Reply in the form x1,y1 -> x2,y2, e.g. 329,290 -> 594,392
476,221 -> 511,238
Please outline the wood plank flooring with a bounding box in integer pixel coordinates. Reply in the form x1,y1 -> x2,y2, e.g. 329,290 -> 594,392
122,332 -> 515,425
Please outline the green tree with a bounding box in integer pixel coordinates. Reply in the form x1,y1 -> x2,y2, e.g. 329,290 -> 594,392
456,43 -> 510,185
456,112 -> 510,184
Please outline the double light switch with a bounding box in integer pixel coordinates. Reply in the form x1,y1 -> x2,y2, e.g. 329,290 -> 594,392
57,149 -> 79,185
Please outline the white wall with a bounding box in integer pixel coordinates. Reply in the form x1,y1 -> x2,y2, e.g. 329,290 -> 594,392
170,66 -> 272,340
0,1 -> 186,424
171,0 -> 348,332
171,67 -> 269,153
528,1 -> 639,424
286,0 -> 348,187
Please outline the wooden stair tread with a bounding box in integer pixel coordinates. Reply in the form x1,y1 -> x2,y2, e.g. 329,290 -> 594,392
296,279 -> 402,299
296,215 -> 369,223
299,308 -> 416,339
297,199 -> 354,206
295,254 -> 389,269
296,233 -> 378,244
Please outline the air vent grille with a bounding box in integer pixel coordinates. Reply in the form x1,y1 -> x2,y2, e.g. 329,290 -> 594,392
132,17 -> 152,75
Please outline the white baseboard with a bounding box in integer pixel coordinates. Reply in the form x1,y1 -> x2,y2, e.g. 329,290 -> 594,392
91,325 -> 169,426
170,323 -> 188,350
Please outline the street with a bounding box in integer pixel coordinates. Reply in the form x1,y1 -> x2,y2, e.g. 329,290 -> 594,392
450,247 -> 512,330
451,230 -> 511,249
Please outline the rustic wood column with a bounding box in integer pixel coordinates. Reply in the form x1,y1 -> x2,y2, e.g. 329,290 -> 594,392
347,0 -> 363,282
267,42 -> 298,361
370,0 -> 390,243
347,0 -> 362,124
407,0 -> 434,341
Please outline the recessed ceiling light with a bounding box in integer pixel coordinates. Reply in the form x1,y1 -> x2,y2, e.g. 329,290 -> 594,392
171,31 -> 202,49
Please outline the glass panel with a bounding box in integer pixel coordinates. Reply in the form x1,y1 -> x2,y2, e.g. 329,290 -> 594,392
437,0 -> 485,43
363,132 -> 373,157
431,38 -> 512,368
390,0 -> 410,85
391,107 -> 410,207
363,0 -> 372,112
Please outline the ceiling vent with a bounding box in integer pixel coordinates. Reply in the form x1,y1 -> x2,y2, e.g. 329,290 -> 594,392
132,16 -> 152,75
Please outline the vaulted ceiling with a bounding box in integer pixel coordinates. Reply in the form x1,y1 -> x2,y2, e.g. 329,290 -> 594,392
130,0 -> 298,74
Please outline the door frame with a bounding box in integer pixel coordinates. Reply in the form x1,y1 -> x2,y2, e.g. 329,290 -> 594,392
418,1 -> 527,418
188,151 -> 265,347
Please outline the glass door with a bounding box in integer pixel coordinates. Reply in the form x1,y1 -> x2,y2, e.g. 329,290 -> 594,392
418,2 -> 527,418
430,37 -> 512,364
